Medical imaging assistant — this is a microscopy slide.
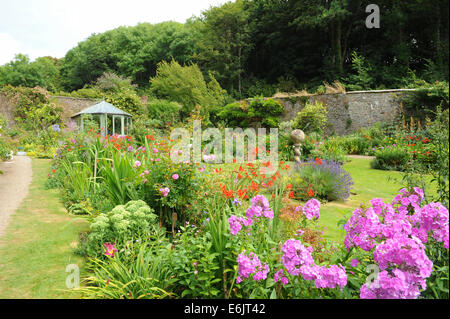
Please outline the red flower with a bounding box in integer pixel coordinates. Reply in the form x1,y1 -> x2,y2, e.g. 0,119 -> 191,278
237,188 -> 247,199
286,184 -> 292,190
307,188 -> 315,197
52,169 -> 56,174
288,191 -> 295,199
315,157 -> 323,165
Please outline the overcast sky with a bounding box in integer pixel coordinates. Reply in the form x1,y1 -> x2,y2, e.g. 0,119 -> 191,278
0,0 -> 226,65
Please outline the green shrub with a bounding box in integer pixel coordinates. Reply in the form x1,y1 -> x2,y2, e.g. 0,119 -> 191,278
60,87 -> 103,99
293,101 -> 328,134
217,101 -> 250,127
247,96 -> 284,128
1,85 -> 63,132
218,97 -> 284,128
370,146 -> 411,171
104,89 -> 143,116
402,80 -> 449,118
150,60 -> 227,120
146,99 -> 182,127
312,142 -> 346,164
169,224 -> 221,298
80,200 -> 160,258
0,140 -> 10,160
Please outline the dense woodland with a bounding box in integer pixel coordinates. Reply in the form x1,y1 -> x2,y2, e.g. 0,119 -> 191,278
1,0 -> 449,99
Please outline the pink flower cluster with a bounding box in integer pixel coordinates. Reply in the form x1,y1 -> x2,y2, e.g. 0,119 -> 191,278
302,199 -> 320,220
236,251 -> 269,283
281,239 -> 347,289
274,269 -> 289,285
228,215 -> 252,235
246,195 -> 274,220
360,236 -> 433,299
410,202 -> 449,249
228,195 -> 274,236
344,188 -> 448,299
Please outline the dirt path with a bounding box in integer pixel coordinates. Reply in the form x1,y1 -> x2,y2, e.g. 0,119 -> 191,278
0,156 -> 32,238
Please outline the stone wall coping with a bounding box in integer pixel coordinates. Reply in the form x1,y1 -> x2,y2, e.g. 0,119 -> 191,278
344,88 -> 418,94
51,95 -> 98,101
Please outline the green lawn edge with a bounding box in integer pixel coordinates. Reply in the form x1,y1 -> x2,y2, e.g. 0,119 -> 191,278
0,158 -> 89,299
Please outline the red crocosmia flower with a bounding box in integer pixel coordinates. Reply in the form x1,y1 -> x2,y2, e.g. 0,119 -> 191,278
52,169 -> 56,174
251,181 -> 259,192
267,180 -> 273,187
307,188 -> 315,197
286,184 -> 292,190
315,158 -> 323,165
238,188 -> 247,199
104,242 -> 118,257
239,166 -> 245,172
233,158 -> 237,163
224,190 -> 233,198
288,191 -> 295,199
238,173 -> 243,179
272,193 -> 275,199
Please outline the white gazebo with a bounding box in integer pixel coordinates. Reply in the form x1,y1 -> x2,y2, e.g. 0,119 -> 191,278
71,101 -> 132,137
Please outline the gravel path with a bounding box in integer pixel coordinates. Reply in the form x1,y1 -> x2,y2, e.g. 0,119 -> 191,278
0,156 -> 32,238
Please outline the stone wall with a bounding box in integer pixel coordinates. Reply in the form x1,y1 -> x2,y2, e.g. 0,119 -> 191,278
0,93 -> 97,127
1,89 -> 416,135
51,96 -> 98,122
275,89 -> 416,135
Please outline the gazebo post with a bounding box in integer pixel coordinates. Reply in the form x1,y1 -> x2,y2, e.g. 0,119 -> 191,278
100,114 -> 106,137
121,116 -> 125,136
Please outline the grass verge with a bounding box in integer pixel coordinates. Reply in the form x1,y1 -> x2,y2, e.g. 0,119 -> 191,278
0,158 -> 88,298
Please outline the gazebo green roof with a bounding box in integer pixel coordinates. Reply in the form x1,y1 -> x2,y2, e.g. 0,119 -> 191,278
71,101 -> 132,118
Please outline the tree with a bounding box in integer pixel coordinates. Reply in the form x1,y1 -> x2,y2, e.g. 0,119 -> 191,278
60,22 -> 200,91
0,54 -> 61,91
195,0 -> 252,97
149,60 -> 227,120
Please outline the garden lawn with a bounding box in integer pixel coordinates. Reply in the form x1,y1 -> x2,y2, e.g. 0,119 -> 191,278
312,156 -> 437,242
0,158 -> 89,298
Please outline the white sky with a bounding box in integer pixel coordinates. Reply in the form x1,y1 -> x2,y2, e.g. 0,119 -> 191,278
0,0 -> 226,65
